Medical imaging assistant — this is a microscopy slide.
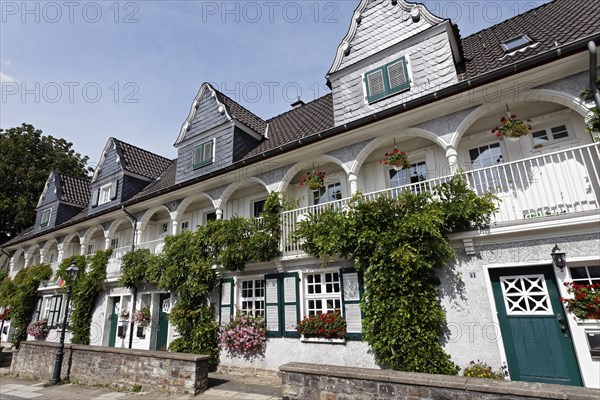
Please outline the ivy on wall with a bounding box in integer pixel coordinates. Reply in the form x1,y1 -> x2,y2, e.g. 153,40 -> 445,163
294,175 -> 497,374
0,264 -> 52,348
120,192 -> 283,368
57,250 -> 110,345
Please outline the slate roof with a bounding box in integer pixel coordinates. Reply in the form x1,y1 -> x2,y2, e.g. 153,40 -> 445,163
112,138 -> 173,180
57,174 -> 91,206
460,0 -> 600,79
133,159 -> 177,199
214,90 -> 267,135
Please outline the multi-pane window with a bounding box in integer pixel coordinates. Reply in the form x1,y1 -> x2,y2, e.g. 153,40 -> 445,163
40,208 -> 52,227
313,183 -> 342,205
193,139 -> 214,168
206,212 -> 217,222
180,221 -> 190,231
253,200 -> 266,218
87,244 -> 96,255
469,143 -> 506,194
389,161 -> 427,188
365,56 -> 410,103
569,266 -> 600,285
44,295 -> 63,328
240,279 -> 265,316
110,238 -> 119,249
531,125 -> 569,146
99,184 -> 112,205
305,272 -> 341,315
469,143 -> 503,169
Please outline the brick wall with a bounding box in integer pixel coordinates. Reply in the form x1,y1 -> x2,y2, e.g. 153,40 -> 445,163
10,341 -> 210,395
280,362 -> 599,400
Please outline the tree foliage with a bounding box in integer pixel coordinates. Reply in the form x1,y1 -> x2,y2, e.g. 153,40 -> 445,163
294,175 -> 497,374
0,123 -> 92,242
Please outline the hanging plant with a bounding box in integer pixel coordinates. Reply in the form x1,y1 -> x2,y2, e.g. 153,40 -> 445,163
300,171 -> 326,190
119,310 -> 130,321
27,319 -> 50,339
132,307 -> 151,326
380,147 -> 411,170
491,112 -> 532,141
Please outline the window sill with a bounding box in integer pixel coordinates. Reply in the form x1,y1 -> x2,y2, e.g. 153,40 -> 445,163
529,138 -> 580,153
575,318 -> 600,327
301,336 -> 346,344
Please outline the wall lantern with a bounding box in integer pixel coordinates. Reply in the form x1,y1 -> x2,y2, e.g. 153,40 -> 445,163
551,244 -> 567,271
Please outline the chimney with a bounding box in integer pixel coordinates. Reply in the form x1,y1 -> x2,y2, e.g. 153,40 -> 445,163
291,97 -> 305,109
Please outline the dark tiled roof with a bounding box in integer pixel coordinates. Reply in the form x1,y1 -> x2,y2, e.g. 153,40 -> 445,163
57,173 -> 90,206
214,90 -> 267,135
1,226 -> 34,247
132,159 -> 177,199
460,0 -> 600,79
243,94 -> 334,158
113,138 -> 172,180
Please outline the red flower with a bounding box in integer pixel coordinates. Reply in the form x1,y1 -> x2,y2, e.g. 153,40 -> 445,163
501,116 -> 507,124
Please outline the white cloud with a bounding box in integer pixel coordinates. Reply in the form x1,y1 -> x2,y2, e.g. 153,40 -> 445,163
0,71 -> 16,83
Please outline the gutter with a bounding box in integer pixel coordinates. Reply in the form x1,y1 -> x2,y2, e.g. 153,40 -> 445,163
121,206 -> 137,350
3,33 -> 600,249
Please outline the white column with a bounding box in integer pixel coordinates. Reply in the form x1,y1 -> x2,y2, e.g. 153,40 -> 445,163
216,208 -> 224,220
104,234 -> 111,250
445,146 -> 459,174
80,244 -> 86,256
9,256 -> 15,274
39,248 -> 47,264
57,243 -> 65,263
348,172 -> 359,195
171,219 -> 179,236
24,253 -> 32,267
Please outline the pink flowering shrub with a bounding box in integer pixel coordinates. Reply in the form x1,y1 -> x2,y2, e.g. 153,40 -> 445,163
219,313 -> 266,357
27,319 -> 50,339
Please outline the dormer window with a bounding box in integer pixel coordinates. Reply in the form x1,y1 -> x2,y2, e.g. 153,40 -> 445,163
92,180 -> 118,207
365,55 -> 411,104
99,183 -> 112,205
40,208 -> 52,228
193,139 -> 215,169
501,35 -> 532,52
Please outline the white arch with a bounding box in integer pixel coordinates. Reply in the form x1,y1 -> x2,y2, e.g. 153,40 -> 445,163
172,193 -> 216,222
62,232 -> 82,247
450,89 -> 591,148
138,205 -> 173,233
81,226 -> 106,248
217,177 -> 270,209
106,217 -> 135,238
41,238 -> 59,255
348,128 -> 448,176
274,154 -> 349,194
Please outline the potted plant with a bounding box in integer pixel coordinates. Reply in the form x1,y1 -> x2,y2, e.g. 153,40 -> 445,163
27,319 -> 50,340
132,307 -> 151,327
300,171 -> 326,190
219,313 -> 267,356
380,148 -> 411,170
560,282 -> 600,319
296,311 -> 346,342
491,113 -> 532,141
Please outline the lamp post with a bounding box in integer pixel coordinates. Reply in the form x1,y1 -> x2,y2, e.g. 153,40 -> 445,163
551,244 -> 567,271
51,262 -> 79,385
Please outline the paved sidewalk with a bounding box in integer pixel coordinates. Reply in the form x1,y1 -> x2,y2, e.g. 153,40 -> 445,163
0,368 -> 282,400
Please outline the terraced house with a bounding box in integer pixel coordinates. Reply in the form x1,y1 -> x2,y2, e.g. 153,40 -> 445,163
1,0 -> 599,388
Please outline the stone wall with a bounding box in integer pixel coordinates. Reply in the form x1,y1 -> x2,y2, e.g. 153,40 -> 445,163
10,341 -> 210,395
280,362 -> 600,400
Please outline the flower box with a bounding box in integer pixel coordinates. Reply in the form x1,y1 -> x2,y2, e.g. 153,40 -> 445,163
380,148 -> 410,170
296,311 -> 347,341
301,336 -> 346,344
300,171 -> 325,190
491,113 -> 532,141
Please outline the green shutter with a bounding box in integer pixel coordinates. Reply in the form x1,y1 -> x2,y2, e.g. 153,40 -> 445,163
340,267 -> 364,340
193,139 -> 214,169
365,56 -> 410,104
282,272 -> 300,338
265,273 -> 282,337
219,278 -> 234,325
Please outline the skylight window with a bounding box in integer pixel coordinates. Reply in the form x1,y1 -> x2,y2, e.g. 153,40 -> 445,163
501,35 -> 532,52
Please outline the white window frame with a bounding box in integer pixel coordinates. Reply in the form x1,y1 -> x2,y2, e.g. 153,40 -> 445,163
87,243 -> 96,255
529,123 -> 571,148
110,238 -> 119,249
304,270 -> 342,315
180,220 -> 190,232
40,208 -> 52,227
99,183 -> 112,205
238,278 -> 265,317
501,35 -> 533,52
192,138 -> 215,169
568,265 -> 600,285
388,160 -> 428,189
312,181 -> 343,206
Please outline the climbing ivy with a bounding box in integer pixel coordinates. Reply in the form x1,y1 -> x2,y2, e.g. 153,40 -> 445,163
120,249 -> 154,289
294,175 -> 497,374
1,264 -> 52,348
56,250 -> 110,345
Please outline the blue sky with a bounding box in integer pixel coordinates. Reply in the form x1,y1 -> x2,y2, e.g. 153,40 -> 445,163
0,0 -> 549,166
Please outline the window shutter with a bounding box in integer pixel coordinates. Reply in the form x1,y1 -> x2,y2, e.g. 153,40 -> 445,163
265,274 -> 281,337
110,180 -> 118,200
219,278 -> 234,325
340,267 -> 364,340
366,69 -> 385,99
32,298 -> 43,322
282,272 -> 300,338
203,140 -> 213,163
91,188 -> 100,207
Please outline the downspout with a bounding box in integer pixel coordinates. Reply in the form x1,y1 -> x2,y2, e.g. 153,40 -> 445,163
122,206 -> 137,349
589,41 -> 600,110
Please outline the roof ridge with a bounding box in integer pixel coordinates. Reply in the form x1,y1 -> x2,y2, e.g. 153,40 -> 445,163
461,0 -> 555,40
266,93 -> 333,123
111,137 -> 172,163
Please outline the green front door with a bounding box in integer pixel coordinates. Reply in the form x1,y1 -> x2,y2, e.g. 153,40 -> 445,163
108,298 -> 120,348
490,266 -> 582,386
155,293 -> 170,351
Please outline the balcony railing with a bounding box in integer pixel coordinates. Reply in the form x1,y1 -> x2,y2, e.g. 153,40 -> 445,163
280,143 -> 600,256
137,238 -> 165,254
106,245 -> 132,278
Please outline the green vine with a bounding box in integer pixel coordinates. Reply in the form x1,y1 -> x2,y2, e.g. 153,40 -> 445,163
0,264 -> 52,348
57,250 -> 110,345
294,175 -> 497,374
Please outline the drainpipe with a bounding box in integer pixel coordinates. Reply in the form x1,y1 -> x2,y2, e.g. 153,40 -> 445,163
121,206 -> 137,349
589,41 -> 600,110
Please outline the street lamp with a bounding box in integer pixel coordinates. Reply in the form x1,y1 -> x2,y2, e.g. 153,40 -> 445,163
51,261 -> 79,385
